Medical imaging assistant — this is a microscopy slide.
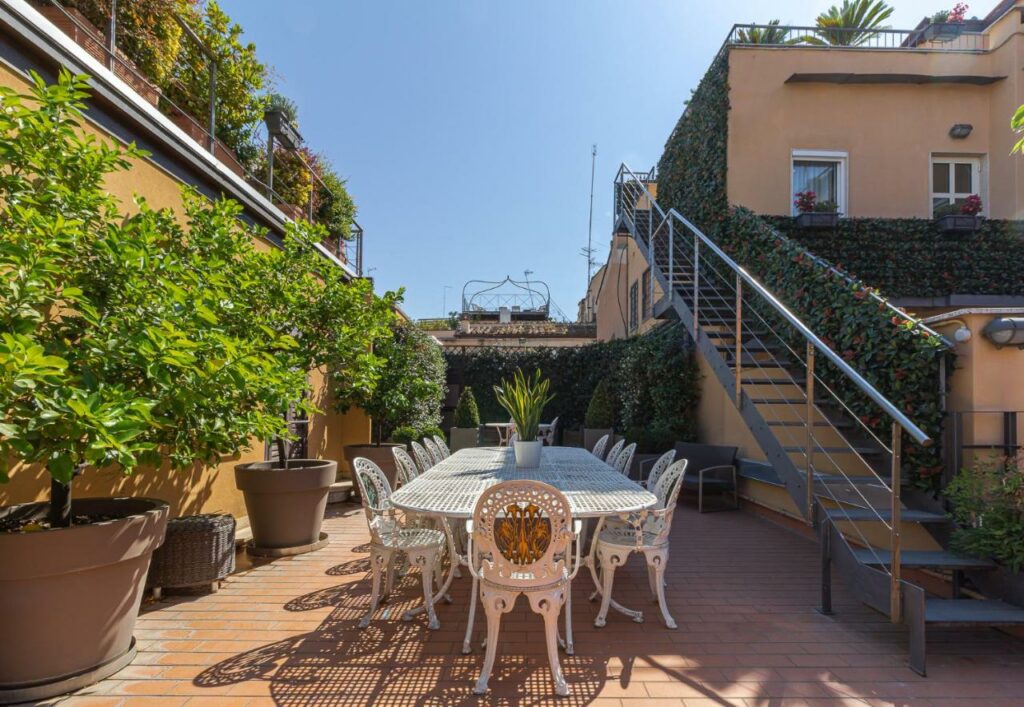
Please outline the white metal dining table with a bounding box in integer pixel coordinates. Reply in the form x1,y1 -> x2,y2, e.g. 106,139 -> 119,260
389,446 -> 658,651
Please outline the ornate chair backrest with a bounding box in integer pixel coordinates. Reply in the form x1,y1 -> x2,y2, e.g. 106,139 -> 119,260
353,457 -> 397,544
433,434 -> 451,458
392,446 -> 420,487
411,441 -> 434,474
647,459 -> 689,545
591,434 -> 609,460
471,480 -> 573,589
605,438 -> 625,466
646,449 -> 677,490
614,442 -> 637,476
423,437 -> 444,466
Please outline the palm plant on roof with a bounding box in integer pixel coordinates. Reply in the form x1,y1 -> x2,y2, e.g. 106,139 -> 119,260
801,0 -> 894,47
733,20 -> 792,45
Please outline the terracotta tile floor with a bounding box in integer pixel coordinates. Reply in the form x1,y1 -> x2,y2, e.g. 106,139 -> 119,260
57,503 -> 1024,706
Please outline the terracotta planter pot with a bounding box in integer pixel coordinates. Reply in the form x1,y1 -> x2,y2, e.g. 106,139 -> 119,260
343,444 -> 403,490
234,459 -> 336,553
0,497 -> 168,703
450,427 -> 479,453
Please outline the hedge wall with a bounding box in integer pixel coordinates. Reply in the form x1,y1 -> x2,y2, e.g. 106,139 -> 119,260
764,217 -> 1024,298
444,324 -> 700,453
655,48 -> 951,487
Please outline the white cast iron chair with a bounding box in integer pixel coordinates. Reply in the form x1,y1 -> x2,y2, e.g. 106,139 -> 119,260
613,442 -> 637,477
410,441 -> 434,475
352,457 -> 449,630
604,438 -> 625,467
645,449 -> 677,491
423,437 -> 445,466
590,434 -> 610,460
432,434 -> 451,458
465,480 -> 582,697
589,458 -> 688,629
392,446 -> 420,487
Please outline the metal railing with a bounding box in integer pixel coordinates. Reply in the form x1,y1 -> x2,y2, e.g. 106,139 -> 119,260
615,163 -> 946,622
726,23 -> 988,52
35,0 -> 363,276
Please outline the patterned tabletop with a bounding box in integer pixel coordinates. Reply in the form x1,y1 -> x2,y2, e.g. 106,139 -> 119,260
390,446 -> 658,519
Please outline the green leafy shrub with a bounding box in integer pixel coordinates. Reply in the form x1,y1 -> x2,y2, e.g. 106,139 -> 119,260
0,72 -> 301,525
335,320 -> 447,445
165,0 -> 268,167
64,0 -> 186,85
453,387 -> 481,428
945,453 -> 1024,572
584,379 -> 616,429
389,426 -> 419,447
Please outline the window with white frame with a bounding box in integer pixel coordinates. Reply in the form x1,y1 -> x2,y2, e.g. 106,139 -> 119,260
791,150 -> 847,215
931,156 -> 982,215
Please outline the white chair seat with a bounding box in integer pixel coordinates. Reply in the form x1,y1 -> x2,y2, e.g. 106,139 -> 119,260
380,527 -> 446,550
597,522 -> 665,550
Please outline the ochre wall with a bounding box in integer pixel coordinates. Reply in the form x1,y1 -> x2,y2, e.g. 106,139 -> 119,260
727,7 -> 1024,220
0,62 -> 373,525
593,234 -> 664,341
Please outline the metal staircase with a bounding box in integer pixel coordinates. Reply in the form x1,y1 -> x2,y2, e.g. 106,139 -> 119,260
613,164 -> 1024,676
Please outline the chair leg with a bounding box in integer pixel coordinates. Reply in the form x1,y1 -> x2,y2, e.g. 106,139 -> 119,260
462,572 -> 479,654
529,589 -> 570,697
645,547 -> 676,629
474,589 -> 512,695
563,578 -> 574,655
412,548 -> 441,630
595,544 -> 621,627
360,547 -> 391,629
647,564 -> 658,601
698,477 -> 705,513
384,554 -> 396,601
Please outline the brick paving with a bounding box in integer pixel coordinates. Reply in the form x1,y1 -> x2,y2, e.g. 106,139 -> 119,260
56,503 -> 1024,706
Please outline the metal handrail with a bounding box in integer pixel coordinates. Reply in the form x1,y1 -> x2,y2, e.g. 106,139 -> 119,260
616,164 -> 933,446
726,23 -> 988,52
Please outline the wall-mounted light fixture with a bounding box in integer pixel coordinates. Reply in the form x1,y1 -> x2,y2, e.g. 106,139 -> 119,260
981,317 -> 1024,349
949,123 -> 974,139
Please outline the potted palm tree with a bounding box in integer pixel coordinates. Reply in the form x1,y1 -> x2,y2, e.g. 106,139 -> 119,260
450,386 -> 481,452
0,73 -> 307,702
800,0 -> 894,46
494,369 -> 554,468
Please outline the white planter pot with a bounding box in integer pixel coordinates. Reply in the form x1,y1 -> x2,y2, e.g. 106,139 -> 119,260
514,440 -> 543,468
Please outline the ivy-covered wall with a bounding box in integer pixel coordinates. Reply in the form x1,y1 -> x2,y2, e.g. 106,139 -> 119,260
655,48 -> 950,487
444,324 -> 700,452
764,217 -> 1024,298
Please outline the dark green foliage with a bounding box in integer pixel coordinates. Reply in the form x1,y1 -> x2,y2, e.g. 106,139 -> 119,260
445,324 -> 700,452
453,386 -> 480,428
657,51 -> 730,233
945,454 -> 1024,572
335,320 -> 447,445
583,379 -> 615,429
766,216 -> 1024,298
617,325 -> 700,453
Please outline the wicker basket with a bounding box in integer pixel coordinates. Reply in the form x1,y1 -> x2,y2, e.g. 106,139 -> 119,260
147,514 -> 236,595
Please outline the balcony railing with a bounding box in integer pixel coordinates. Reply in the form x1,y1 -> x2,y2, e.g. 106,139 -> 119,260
33,0 -> 364,276
727,23 -> 988,52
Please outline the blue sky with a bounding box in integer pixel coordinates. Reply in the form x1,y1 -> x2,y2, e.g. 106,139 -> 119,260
221,0 -> 952,319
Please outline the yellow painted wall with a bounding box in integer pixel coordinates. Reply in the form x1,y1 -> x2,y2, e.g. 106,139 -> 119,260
0,61 -> 373,524
592,234 -> 664,341
727,6 -> 1024,220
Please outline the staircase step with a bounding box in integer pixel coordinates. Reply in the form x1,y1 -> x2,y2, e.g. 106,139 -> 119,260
785,445 -> 882,455
823,508 -> 948,523
925,598 -> 1024,625
743,378 -> 807,386
851,549 -> 997,571
812,472 -> 887,486
769,420 -> 852,429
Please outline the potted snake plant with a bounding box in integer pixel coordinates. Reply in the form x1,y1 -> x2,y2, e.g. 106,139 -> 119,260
494,369 -> 554,468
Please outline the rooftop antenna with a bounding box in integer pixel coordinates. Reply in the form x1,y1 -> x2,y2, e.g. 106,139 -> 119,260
581,144 -> 597,320
523,269 -> 535,308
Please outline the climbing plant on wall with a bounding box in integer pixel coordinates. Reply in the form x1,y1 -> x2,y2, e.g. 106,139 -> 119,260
654,47 -> 951,487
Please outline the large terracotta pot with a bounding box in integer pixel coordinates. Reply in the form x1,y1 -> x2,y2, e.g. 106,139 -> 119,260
343,443 -> 403,490
449,427 -> 479,453
234,459 -> 336,554
0,497 -> 168,703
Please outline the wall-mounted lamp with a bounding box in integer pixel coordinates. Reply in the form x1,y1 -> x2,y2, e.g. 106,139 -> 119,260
981,317 -> 1024,349
949,123 -> 974,139
953,325 -> 972,343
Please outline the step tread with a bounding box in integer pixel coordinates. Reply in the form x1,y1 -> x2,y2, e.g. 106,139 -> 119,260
823,508 -> 948,523
785,445 -> 882,455
925,599 -> 1024,625
851,549 -> 996,570
769,420 -> 853,428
